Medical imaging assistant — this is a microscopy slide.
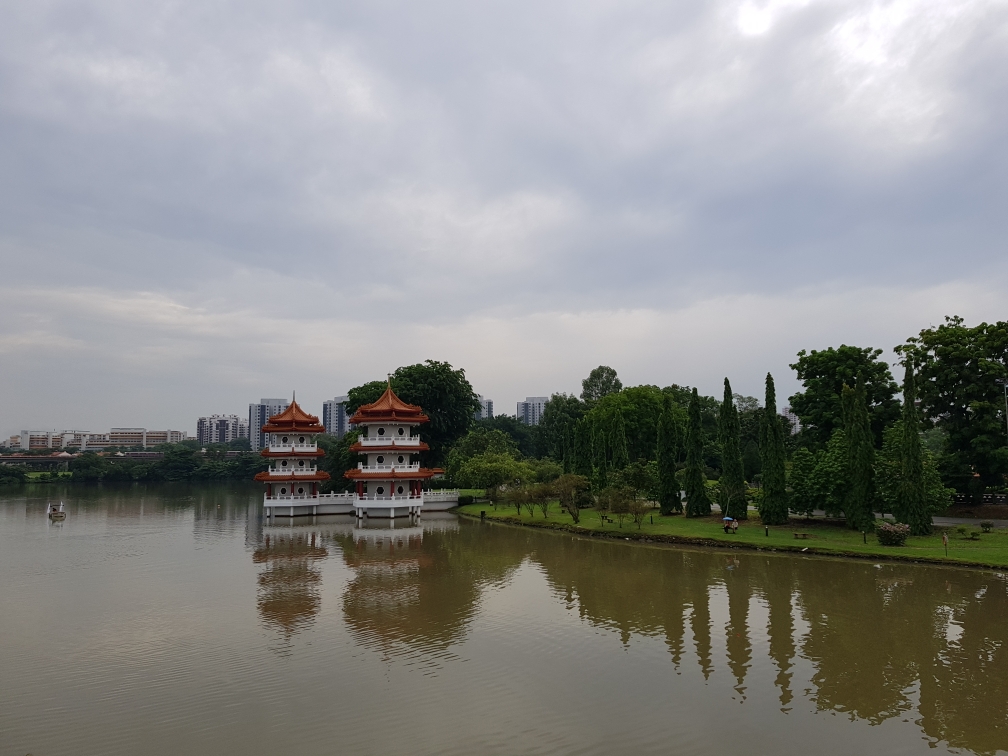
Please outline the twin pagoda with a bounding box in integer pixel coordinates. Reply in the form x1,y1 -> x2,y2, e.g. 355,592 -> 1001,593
256,385 -> 456,519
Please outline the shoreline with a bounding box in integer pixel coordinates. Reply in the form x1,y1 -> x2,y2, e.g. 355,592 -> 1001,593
456,505 -> 1008,570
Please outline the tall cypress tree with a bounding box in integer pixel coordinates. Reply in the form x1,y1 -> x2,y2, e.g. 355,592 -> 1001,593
684,388 -> 712,517
898,362 -> 931,535
656,398 -> 681,515
719,378 -> 747,520
592,420 -> 608,490
758,373 -> 789,525
573,418 -> 593,478
842,376 -> 875,532
611,408 -> 629,470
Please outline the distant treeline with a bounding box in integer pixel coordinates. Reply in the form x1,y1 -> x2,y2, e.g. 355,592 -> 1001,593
0,443 -> 267,484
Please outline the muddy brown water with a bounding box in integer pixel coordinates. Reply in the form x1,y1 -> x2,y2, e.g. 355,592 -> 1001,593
2,483 -> 1006,755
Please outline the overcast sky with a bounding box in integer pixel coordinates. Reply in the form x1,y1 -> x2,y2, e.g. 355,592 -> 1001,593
1,0 -> 1006,435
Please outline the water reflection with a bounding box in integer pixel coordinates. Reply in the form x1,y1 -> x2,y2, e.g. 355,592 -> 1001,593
253,530 -> 328,638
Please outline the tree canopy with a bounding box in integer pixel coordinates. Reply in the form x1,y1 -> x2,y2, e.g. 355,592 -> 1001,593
789,345 -> 900,448
897,316 -> 1008,495
580,365 -> 622,404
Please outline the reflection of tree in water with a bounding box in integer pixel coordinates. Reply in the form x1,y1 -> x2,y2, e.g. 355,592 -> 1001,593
527,528 -> 1008,753
337,522 -> 528,663
253,532 -> 328,638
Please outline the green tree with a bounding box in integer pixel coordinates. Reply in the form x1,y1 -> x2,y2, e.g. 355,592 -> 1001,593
896,362 -> 932,535
347,361 -> 479,466
539,393 -> 586,465
445,428 -> 520,482
476,414 -> 539,458
319,430 -> 362,492
742,440 -> 761,482
581,365 -> 622,405
811,429 -> 848,517
758,373 -> 789,525
592,420 -> 608,490
789,345 -> 900,448
684,388 -> 712,517
788,447 -> 816,517
656,401 -> 681,515
718,378 -> 747,520
554,474 -> 591,523
897,316 -> 1008,497
842,378 -> 876,531
610,408 -> 629,470
573,418 -> 593,478
876,422 -> 952,524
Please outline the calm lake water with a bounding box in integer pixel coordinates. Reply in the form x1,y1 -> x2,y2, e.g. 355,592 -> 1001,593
2,483 -> 1006,756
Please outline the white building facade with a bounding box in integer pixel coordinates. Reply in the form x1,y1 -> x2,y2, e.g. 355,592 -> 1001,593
475,395 -> 494,421
196,414 -> 250,445
517,397 -> 548,426
249,398 -> 290,451
322,396 -> 353,438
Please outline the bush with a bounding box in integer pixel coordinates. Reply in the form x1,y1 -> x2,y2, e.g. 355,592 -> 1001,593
876,521 -> 910,546
458,495 -> 474,506
980,520 -> 994,533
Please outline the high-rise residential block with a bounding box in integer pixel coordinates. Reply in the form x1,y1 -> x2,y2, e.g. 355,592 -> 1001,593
249,398 -> 290,450
781,406 -> 801,436
322,396 -> 352,438
196,414 -> 250,445
517,397 -> 548,426
475,395 -> 494,421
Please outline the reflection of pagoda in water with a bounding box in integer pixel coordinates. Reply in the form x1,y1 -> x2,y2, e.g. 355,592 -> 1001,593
252,530 -> 329,638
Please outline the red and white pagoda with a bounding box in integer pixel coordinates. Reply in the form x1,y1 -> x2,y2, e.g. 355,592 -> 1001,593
344,383 -> 447,518
255,398 -> 331,516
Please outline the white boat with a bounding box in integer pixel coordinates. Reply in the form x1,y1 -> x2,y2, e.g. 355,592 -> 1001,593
47,502 -> 66,521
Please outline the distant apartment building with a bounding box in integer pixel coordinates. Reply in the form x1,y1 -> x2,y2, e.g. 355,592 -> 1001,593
781,406 -> 801,436
14,428 -> 185,450
322,396 -> 352,438
517,397 -> 548,426
249,398 -> 290,450
475,395 -> 494,421
196,414 -> 250,446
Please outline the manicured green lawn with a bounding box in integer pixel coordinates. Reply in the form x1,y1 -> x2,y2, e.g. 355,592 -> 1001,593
457,503 -> 1008,568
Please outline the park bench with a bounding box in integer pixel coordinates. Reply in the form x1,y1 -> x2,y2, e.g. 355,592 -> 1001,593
793,532 -> 811,540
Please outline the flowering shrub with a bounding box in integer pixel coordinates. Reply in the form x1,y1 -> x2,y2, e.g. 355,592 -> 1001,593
876,521 -> 910,546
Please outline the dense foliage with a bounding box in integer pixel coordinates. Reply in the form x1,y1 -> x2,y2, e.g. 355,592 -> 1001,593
758,374 -> 789,525
898,317 -> 1008,496
718,379 -> 747,520
789,345 -> 900,448
67,445 -> 267,482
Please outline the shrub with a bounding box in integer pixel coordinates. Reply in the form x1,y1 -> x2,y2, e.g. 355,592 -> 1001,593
876,521 -> 910,546
980,521 -> 994,533
458,495 -> 474,506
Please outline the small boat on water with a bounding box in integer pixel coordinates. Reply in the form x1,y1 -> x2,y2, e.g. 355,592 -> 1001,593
47,502 -> 66,521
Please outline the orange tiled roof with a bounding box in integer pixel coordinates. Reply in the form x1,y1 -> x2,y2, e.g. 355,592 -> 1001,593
348,385 -> 429,425
261,399 -> 326,434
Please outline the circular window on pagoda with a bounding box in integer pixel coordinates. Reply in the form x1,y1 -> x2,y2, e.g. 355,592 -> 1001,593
280,487 -> 287,495
398,427 -> 405,436
376,486 -> 385,495
282,436 -> 288,444
397,486 -> 404,495
298,436 -> 305,444
281,460 -> 288,467
298,460 -> 305,467
397,455 -> 404,464
297,487 -> 304,495
376,456 -> 384,464
378,427 -> 385,436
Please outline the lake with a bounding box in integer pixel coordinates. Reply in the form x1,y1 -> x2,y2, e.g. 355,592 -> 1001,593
2,483 -> 1006,756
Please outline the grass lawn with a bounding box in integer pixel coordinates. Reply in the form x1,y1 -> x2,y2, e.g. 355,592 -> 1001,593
457,502 -> 1008,569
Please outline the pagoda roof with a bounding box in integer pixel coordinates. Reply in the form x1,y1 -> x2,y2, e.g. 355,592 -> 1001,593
261,398 -> 326,434
348,384 -> 429,425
